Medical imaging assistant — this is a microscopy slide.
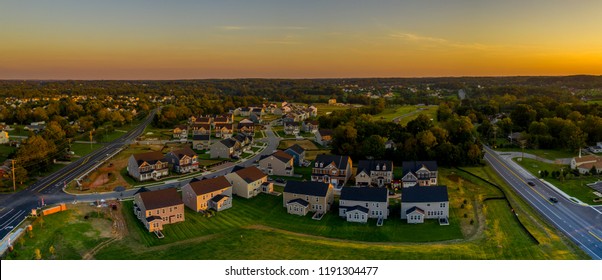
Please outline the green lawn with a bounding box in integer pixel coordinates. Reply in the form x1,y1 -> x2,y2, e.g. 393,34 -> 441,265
314,103 -> 355,117
254,130 -> 265,139
69,143 -> 103,158
512,158 -> 602,204
496,148 -> 576,161
395,106 -> 439,126
294,166 -> 312,180
0,144 -> 15,163
370,105 -> 421,122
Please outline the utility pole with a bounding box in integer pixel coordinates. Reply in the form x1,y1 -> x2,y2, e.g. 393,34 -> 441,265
11,159 -> 16,192
89,130 -> 93,150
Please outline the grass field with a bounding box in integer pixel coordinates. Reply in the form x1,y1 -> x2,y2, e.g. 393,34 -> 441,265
370,105 -> 422,122
395,105 -> 439,126
496,148 -> 576,161
0,144 -> 15,163
278,139 -> 319,150
314,103 -> 357,117
5,166 -> 586,260
512,158 -> 602,205
69,143 -> 103,158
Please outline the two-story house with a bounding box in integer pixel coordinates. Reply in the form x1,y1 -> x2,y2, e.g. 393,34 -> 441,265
233,133 -> 253,152
133,188 -> 184,232
284,121 -> 300,135
237,119 -> 255,133
181,176 -> 233,212
192,134 -> 211,150
127,151 -> 169,181
165,147 -> 199,174
210,138 -> 239,159
339,186 -> 388,223
0,130 -> 9,144
225,166 -> 271,198
258,150 -> 294,176
401,185 -> 449,224
191,123 -> 211,136
283,181 -> 334,216
355,160 -> 394,187
284,144 -> 306,167
316,129 -> 333,146
401,161 -> 438,187
214,124 -> 234,139
302,120 -> 319,133
172,125 -> 188,141
311,154 -> 352,187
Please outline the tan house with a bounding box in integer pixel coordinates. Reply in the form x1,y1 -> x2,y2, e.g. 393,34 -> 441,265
172,125 -> 188,141
316,129 -> 333,146
181,176 -> 232,212
401,161 -> 438,187
192,134 -> 211,150
237,119 -> 255,133
339,187 -> 389,223
225,166 -> 271,198
0,131 -> 8,144
190,115 -> 212,124
165,147 -> 199,174
355,160 -> 394,187
133,188 -> 184,232
214,124 -> 234,139
127,151 -> 169,181
191,123 -> 211,135
283,181 -> 334,216
311,154 -> 353,187
210,138 -> 239,159
571,154 -> 602,174
258,150 -> 294,176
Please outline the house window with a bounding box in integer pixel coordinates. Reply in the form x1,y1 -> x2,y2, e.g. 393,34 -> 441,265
440,203 -> 445,208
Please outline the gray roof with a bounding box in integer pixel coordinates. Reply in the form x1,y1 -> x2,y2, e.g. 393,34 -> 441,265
402,161 -> 438,173
356,160 -> 393,174
346,205 -> 369,214
192,134 -> 210,141
406,206 -> 425,215
314,154 -> 350,170
284,181 -> 331,197
287,198 -> 309,207
220,138 -> 238,148
340,187 -> 387,202
401,186 -> 448,203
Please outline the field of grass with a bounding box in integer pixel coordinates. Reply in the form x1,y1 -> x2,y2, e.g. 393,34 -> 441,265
69,143 -> 103,158
512,158 -> 602,204
395,105 -> 439,126
370,105 -> 421,122
0,144 -> 15,163
314,103 -> 356,117
278,139 -> 319,150
496,148 -> 576,161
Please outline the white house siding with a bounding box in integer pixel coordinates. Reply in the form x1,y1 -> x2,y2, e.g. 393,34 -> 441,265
286,202 -> 309,216
345,209 -> 368,223
401,202 -> 448,220
338,199 -> 389,219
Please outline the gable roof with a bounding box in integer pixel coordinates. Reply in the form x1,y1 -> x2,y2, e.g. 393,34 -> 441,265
168,147 -> 196,160
286,198 -> 309,207
284,181 -> 331,197
187,176 -> 231,195
356,160 -> 393,174
340,187 -> 387,202
219,138 -> 238,148
347,205 -> 369,214
573,155 -> 600,165
138,188 -> 182,210
285,144 -> 305,155
210,194 -> 230,203
401,186 -> 448,203
232,166 -> 266,183
261,150 -> 293,164
318,129 -> 333,137
132,151 -> 165,166
314,154 -> 350,170
191,123 -> 211,130
406,206 -> 425,215
402,161 -> 438,173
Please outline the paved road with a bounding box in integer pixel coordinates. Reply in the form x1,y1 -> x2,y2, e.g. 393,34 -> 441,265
484,146 -> 602,259
0,109 -> 157,240
0,122 -> 281,240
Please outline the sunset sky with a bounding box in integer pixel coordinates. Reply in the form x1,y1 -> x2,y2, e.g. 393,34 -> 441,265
1,0 -> 602,79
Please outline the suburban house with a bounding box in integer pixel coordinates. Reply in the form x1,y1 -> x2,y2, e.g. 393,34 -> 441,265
282,181 -> 334,216
214,124 -> 234,139
25,121 -> 46,133
302,120 -> 319,133
284,144 -> 306,166
0,131 -> 9,144
225,166 -> 271,198
311,154 -> 353,187
181,176 -> 233,212
385,140 -> 396,150
165,147 -> 199,174
213,114 -> 233,126
284,121 -> 300,135
316,129 -> 333,146
233,133 -> 253,152
191,123 -> 212,135
307,105 -> 318,117
127,151 -> 169,181
328,98 -> 336,105
570,154 -> 602,174
258,150 -> 294,176
249,112 -> 262,124
133,188 -> 185,232
190,115 -> 212,125
251,107 -> 265,116
235,107 -> 251,117
192,134 -> 211,150
589,143 -> 602,154
401,161 -> 438,187
400,186 -> 449,224
237,119 -> 255,133
172,125 -> 188,141
339,187 -> 389,223
210,138 -> 239,159
355,160 -> 394,187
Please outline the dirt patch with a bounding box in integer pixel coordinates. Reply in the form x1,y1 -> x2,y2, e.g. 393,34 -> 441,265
87,218 -> 114,239
278,139 -> 319,150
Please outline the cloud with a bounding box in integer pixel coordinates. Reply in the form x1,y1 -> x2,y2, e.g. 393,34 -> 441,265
390,32 -> 492,50
218,25 -> 307,31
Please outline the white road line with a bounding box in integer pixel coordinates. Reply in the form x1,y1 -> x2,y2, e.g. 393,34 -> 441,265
0,210 -> 25,228
0,209 -> 14,219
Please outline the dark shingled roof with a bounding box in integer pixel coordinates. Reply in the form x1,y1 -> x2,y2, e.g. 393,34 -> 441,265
168,147 -> 197,160
356,160 -> 393,174
313,154 -> 350,170
346,205 -> 369,214
402,161 -> 438,173
340,187 -> 387,202
285,144 -> 305,155
406,206 -> 425,215
318,129 -> 333,136
210,194 -> 229,203
233,166 -> 266,183
284,181 -> 331,197
260,150 -> 293,164
138,188 -> 183,210
133,151 -> 165,166
191,123 -> 211,130
287,198 -> 309,207
220,138 -> 238,148
192,134 -> 210,141
187,176 -> 231,195
401,186 -> 448,203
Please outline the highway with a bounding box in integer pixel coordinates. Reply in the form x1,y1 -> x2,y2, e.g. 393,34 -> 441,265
0,120 -> 281,241
484,146 -> 602,259
0,109 -> 157,240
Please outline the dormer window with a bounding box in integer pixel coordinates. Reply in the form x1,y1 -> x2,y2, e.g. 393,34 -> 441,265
315,162 -> 318,167
320,163 -> 323,168
383,165 -> 386,171
376,165 -> 380,171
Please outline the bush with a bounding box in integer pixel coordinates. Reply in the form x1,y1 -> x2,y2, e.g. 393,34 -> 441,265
463,213 -> 468,218
470,219 -> 474,225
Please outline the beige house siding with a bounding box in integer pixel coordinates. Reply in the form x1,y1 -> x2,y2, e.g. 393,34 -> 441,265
133,195 -> 185,232
282,188 -> 334,214
181,184 -> 232,212
225,173 -> 267,199
258,156 -> 294,176
400,202 -> 448,220
339,199 -> 389,219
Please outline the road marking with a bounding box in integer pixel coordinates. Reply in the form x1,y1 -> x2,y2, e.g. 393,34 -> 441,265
590,231 -> 602,242
0,210 -> 25,228
0,209 -> 14,219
